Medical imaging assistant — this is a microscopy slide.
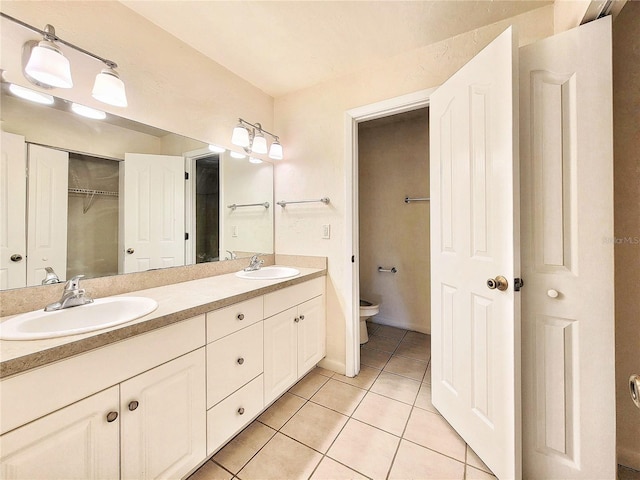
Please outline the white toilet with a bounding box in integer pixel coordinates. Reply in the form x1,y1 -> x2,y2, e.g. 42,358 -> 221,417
359,299 -> 380,344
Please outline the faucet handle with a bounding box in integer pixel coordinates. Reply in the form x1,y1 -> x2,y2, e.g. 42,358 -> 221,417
65,275 -> 85,291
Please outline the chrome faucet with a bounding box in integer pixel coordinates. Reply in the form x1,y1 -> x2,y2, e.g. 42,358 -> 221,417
41,267 -> 61,285
243,254 -> 264,272
44,275 -> 94,312
226,250 -> 237,260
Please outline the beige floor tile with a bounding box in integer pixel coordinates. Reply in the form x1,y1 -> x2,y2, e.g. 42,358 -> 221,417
257,392 -> 306,429
372,325 -> 407,340
366,335 -> 401,353
403,408 -> 466,462
370,371 -> 421,405
314,366 -> 336,378
187,460 -> 233,480
333,365 -> 381,389
310,379 -> 367,416
384,355 -> 428,381
310,457 -> 368,480
327,419 -> 400,480
465,466 -> 497,479
388,439 -> 464,480
466,445 -> 493,474
366,321 -> 380,335
238,432 -> 322,480
352,391 -> 412,436
618,466 -> 640,480
424,363 -> 432,385
414,382 -> 438,413
395,339 -> 430,362
360,346 -> 392,369
281,402 -> 349,453
403,331 -> 431,347
289,370 -> 331,399
213,422 -> 276,474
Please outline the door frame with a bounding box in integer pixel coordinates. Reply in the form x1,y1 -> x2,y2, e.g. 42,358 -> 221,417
344,88 -> 436,377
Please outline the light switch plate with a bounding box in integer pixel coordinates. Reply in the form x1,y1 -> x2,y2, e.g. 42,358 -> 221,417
322,224 -> 331,239
232,225 -> 238,237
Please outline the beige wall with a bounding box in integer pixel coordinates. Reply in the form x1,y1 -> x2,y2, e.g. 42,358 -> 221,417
0,1 -> 273,151
612,2 -> 640,470
358,110 -> 430,333
274,5 -> 555,373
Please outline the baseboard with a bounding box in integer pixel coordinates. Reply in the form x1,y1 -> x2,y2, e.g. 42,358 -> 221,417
371,316 -> 431,335
318,357 -> 345,376
618,445 -> 640,471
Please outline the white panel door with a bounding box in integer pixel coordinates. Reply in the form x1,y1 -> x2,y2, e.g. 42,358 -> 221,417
27,144 -> 68,286
0,386 -> 120,480
430,27 -> 520,480
120,153 -> 185,273
263,307 -> 298,405
120,348 -> 206,480
0,132 -> 27,289
520,17 -> 615,479
297,295 -> 326,375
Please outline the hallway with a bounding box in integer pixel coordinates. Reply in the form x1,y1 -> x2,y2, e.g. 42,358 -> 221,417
189,323 -> 496,479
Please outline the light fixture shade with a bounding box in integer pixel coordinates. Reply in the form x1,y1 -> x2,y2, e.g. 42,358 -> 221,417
232,124 -> 250,147
252,131 -> 268,154
249,157 -> 263,164
230,151 -> 246,159
25,40 -> 73,88
92,68 -> 127,107
268,140 -> 283,160
9,84 -> 54,105
71,102 -> 106,120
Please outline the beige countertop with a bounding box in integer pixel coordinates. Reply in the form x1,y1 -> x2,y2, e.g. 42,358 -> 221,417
0,266 -> 325,379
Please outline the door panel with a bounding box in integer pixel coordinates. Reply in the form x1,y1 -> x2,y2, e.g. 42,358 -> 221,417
297,295 -> 326,374
520,17 -> 615,479
430,27 -> 520,480
27,144 -> 68,286
0,132 -> 27,289
263,307 -> 297,405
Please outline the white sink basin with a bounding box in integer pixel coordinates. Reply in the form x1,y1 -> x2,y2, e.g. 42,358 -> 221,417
0,296 -> 158,341
235,266 -> 300,280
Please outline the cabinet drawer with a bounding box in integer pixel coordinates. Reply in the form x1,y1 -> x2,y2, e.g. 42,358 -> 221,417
264,277 -> 325,318
207,322 -> 263,408
207,296 -> 263,343
206,374 -> 263,456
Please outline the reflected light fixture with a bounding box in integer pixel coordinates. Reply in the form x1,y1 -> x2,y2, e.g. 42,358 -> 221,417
230,151 -> 246,159
71,102 -> 106,120
231,118 -> 284,160
208,144 -> 226,153
8,83 -> 54,105
2,12 -> 127,107
249,157 -> 263,164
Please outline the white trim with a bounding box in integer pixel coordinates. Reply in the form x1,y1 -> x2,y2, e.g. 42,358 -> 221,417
344,88 -> 436,377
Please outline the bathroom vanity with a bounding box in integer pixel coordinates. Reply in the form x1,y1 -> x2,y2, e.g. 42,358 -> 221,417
0,266 -> 326,479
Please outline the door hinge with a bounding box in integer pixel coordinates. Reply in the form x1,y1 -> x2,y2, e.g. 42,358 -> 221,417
184,172 -> 189,180
185,232 -> 189,240
514,278 -> 524,292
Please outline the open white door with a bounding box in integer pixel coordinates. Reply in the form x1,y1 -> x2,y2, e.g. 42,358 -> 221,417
120,153 -> 185,273
0,132 -> 27,289
27,144 -> 68,287
520,17 -> 615,479
430,27 -> 520,480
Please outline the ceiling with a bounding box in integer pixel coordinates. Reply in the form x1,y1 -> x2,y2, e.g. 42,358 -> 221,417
121,1 -> 550,98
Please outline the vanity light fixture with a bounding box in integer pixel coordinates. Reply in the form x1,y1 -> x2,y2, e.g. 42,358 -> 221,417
208,144 -> 226,153
231,118 -> 284,160
71,102 -> 106,120
8,83 -> 54,105
2,12 -> 128,107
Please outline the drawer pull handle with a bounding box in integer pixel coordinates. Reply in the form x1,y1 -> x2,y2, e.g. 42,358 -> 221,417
106,411 -> 118,423
128,401 -> 139,411
237,313 -> 245,321
237,407 -> 245,415
294,317 -> 300,323
237,357 -> 245,365
299,315 -> 305,321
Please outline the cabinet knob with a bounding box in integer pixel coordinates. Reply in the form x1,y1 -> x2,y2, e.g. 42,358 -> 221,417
237,357 -> 245,365
237,407 -> 245,415
237,313 -> 245,321
547,289 -> 559,298
106,411 -> 118,423
294,317 -> 300,323
299,314 -> 305,321
128,400 -> 139,411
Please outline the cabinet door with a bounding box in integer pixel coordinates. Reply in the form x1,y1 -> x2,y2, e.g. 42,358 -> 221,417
297,295 -> 326,375
120,349 -> 206,480
263,307 -> 298,405
0,386 -> 120,480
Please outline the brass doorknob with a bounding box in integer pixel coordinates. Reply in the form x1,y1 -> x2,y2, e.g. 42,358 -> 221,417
487,276 -> 508,291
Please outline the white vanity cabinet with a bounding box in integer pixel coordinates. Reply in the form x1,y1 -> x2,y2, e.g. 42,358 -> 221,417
263,277 -> 326,405
0,316 -> 206,480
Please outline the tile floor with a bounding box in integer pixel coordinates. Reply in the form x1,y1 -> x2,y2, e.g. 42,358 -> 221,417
189,322 -> 496,480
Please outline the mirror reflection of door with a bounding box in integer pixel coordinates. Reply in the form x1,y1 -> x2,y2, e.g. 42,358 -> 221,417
195,156 -> 220,263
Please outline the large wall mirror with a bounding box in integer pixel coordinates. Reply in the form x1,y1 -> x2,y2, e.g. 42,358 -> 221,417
0,85 -> 274,291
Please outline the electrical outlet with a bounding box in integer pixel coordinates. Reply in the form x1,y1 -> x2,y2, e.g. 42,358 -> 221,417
322,224 -> 331,239
232,225 -> 238,237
